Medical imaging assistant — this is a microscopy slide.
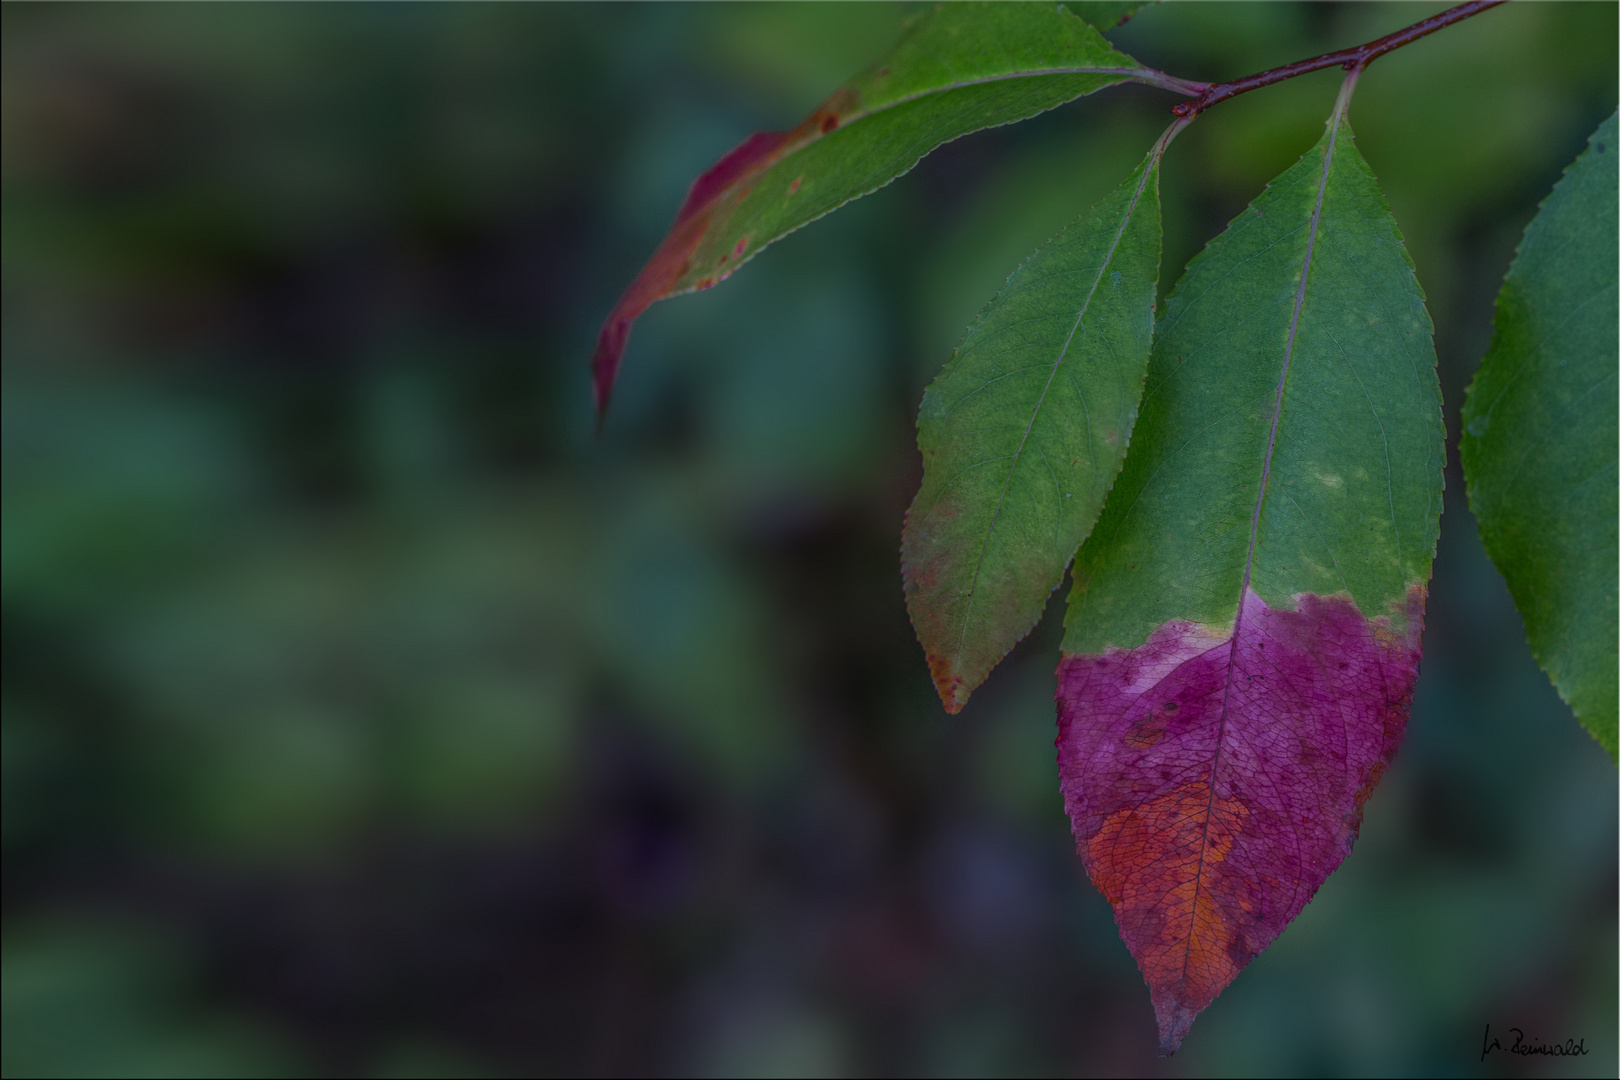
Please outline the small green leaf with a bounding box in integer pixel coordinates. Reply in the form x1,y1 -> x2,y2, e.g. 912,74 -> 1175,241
1462,112 -> 1619,759
902,137 -> 1168,713
593,2 -> 1201,415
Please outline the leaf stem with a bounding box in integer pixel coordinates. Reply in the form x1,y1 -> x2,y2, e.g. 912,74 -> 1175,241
1134,68 -> 1214,98
1152,111 -> 1196,160
1169,1 -> 1504,120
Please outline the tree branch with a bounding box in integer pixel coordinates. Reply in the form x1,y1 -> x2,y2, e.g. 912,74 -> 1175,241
1170,1 -> 1505,120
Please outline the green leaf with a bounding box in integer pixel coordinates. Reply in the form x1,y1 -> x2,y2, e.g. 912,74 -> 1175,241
592,1 -> 1202,415
1066,80 -> 1443,663
1461,112 -> 1619,759
902,135 -> 1170,713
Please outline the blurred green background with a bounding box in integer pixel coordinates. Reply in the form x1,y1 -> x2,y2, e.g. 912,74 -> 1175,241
2,3 -> 1614,1076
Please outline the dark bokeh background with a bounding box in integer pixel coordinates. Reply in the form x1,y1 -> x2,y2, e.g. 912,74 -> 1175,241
2,3 -> 1615,1077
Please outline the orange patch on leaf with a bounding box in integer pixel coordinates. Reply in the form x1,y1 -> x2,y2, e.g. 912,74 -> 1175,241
1086,782 -> 1251,1015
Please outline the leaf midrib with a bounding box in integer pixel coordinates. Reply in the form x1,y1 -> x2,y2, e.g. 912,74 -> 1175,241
852,65 -> 1149,125
1178,92 -> 1350,998
677,65 -> 1152,296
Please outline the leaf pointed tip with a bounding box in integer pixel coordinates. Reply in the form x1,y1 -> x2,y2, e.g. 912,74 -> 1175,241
926,656 -> 971,714
590,315 -> 630,428
1154,1001 -> 1198,1057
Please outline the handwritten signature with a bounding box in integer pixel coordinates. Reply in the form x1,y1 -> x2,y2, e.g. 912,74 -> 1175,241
1480,1023 -> 1589,1061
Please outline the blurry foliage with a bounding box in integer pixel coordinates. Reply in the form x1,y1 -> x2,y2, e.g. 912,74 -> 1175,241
1,3 -> 1614,1077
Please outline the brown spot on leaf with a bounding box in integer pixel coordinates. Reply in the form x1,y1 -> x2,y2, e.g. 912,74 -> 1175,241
926,655 -> 967,714
1350,761 -> 1386,824
1123,712 -> 1168,749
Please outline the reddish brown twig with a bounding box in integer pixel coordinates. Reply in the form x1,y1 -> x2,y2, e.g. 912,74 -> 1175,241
1171,1 -> 1505,120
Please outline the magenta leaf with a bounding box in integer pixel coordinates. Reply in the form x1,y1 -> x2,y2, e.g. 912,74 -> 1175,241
1058,586 -> 1419,1051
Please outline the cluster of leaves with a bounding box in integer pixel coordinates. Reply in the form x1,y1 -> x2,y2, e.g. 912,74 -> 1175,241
592,1 -> 1617,1052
